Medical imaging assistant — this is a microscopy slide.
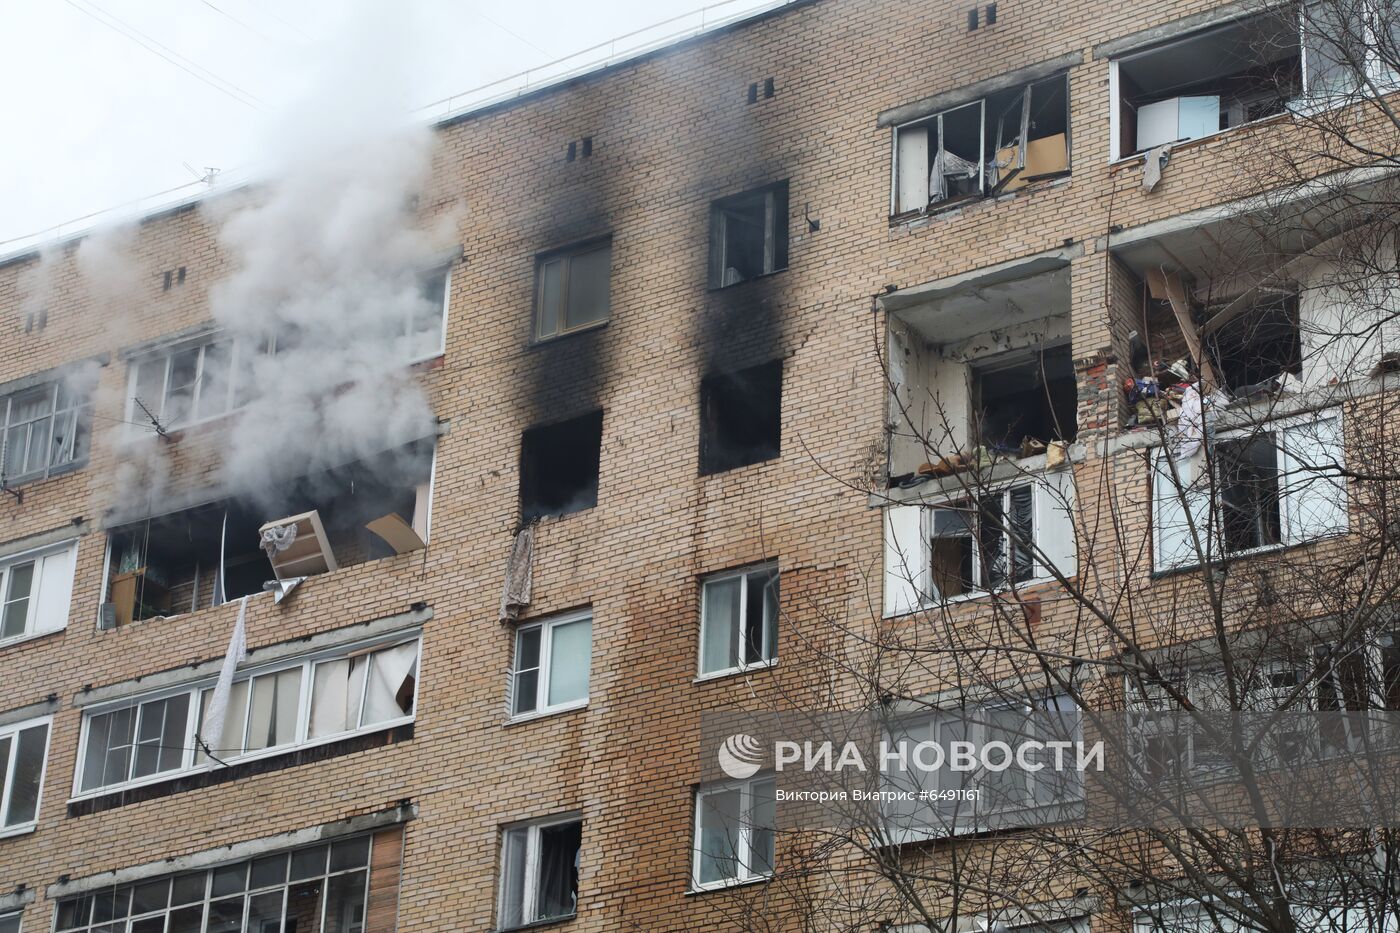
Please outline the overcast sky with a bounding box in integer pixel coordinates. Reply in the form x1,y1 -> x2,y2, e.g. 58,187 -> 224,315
0,0 -> 774,246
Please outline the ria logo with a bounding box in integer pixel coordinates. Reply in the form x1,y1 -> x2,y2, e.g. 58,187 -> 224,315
717,733 -> 765,779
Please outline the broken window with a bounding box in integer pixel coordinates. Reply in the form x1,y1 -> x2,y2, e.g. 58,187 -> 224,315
0,716 -> 49,833
708,182 -> 789,287
403,264 -> 451,361
104,440 -> 436,625
498,816 -> 582,929
971,344 -> 1077,451
0,379 -> 89,484
1203,293 -> 1302,393
510,610 -> 592,718
699,563 -> 778,676
692,775 -> 775,889
893,74 -> 1069,214
699,360 -> 782,475
534,240 -> 611,341
883,472 -> 1077,616
519,411 -> 602,521
0,541 -> 76,644
1111,14 -> 1302,158
76,637 -> 419,794
929,486 -> 1035,598
53,834 -> 375,933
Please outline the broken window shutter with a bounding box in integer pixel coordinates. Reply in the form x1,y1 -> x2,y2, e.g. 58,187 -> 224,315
1153,448 -> 1211,571
1033,470 -> 1078,581
884,504 -> 930,617
896,126 -> 930,213
33,543 -> 75,633
771,182 -> 789,272
1281,415 -> 1348,543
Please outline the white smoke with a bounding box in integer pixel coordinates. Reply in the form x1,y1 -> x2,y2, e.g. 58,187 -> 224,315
197,8 -> 458,499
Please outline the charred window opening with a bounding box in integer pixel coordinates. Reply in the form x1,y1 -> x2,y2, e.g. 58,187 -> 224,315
1217,434 -> 1284,553
520,411 -> 603,521
699,360 -> 782,475
104,441 -> 434,625
1113,15 -> 1301,157
893,74 -> 1069,214
972,344 -> 1077,451
1205,294 -> 1302,393
708,182 -> 789,288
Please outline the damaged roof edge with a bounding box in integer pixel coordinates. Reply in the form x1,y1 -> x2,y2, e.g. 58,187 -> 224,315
47,801 -> 417,898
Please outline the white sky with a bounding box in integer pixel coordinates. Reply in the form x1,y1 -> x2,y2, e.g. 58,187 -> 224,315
0,0 -> 774,245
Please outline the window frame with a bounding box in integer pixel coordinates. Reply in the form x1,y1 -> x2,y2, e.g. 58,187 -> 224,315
882,694 -> 1083,837
51,834 -> 374,933
0,540 -> 77,649
0,380 -> 88,486
0,912 -> 17,933
495,813 -> 583,930
531,238 -> 613,343
404,263 -> 452,363
929,482 -> 1045,604
697,562 -> 779,679
0,715 -> 52,838
124,335 -> 261,433
708,182 -> 789,289
71,634 -> 421,799
691,774 -> 776,891
890,74 -> 1070,217
508,609 -> 593,721
1151,409 -> 1347,573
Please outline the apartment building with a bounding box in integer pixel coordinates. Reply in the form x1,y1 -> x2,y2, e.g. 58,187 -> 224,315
2,0 -> 1396,930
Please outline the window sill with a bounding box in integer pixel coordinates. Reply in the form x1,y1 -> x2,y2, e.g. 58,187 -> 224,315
1109,111 -> 1291,166
505,700 -> 588,727
1151,530 -> 1346,579
695,660 -> 777,684
68,717 -> 415,806
0,822 -> 37,841
707,267 -> 788,293
0,457 -> 88,490
0,627 -> 64,653
873,443 -> 1085,508
494,914 -> 576,933
687,875 -> 771,896
889,174 -> 1072,228
528,319 -> 609,349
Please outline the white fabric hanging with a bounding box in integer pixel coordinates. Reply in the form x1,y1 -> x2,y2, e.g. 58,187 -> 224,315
200,596 -> 249,757
362,642 -> 418,725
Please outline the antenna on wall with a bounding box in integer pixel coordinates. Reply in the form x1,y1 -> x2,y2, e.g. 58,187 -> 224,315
183,163 -> 222,186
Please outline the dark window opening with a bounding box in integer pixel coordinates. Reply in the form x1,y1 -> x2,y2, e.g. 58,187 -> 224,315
1205,295 -> 1302,393
972,344 -> 1078,452
105,441 -> 434,625
747,82 -> 758,104
1115,15 -> 1302,156
699,361 -> 782,475
581,136 -> 593,157
1217,434 -> 1283,553
520,411 -> 603,521
708,182 -> 789,288
763,77 -> 775,98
